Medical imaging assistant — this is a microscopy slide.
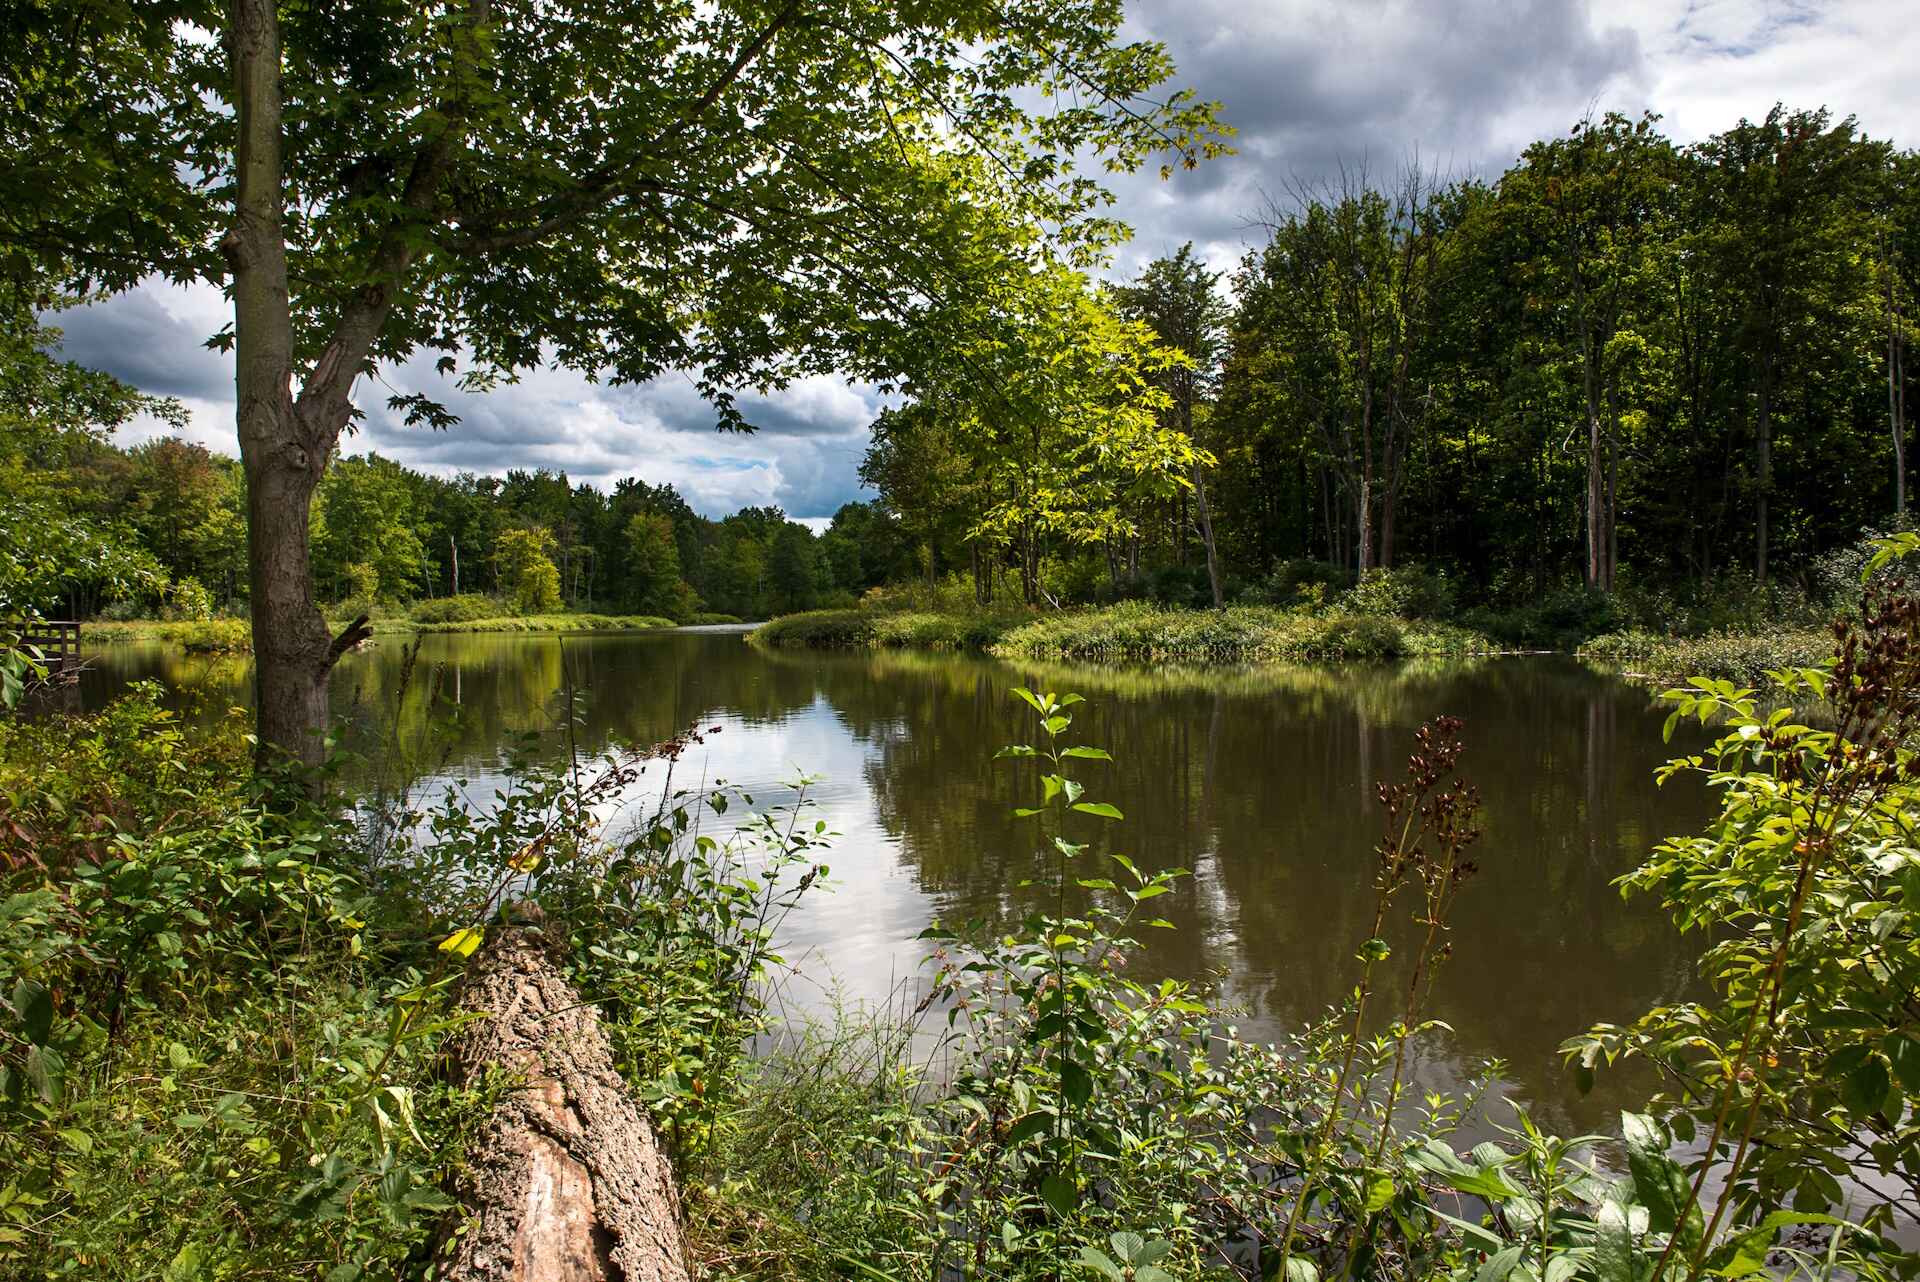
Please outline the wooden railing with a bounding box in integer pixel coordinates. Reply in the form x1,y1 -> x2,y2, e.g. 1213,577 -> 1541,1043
15,619 -> 82,677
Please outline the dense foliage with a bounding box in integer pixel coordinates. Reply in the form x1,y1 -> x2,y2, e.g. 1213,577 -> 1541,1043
857,108 -> 1920,625
13,403 -> 910,624
0,678 -> 828,1276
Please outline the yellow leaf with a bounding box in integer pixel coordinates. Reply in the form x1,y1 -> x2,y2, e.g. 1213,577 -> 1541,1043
438,928 -> 484,957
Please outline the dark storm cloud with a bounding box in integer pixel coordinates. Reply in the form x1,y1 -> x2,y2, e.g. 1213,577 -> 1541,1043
49,286 -> 232,402
1110,0 -> 1646,272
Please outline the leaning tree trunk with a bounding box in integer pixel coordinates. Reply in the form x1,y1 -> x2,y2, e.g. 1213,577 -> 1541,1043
438,928 -> 688,1282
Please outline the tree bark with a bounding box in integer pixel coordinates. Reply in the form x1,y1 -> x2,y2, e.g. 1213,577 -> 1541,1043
1755,371 -> 1772,583
226,0 -> 367,771
1191,465 -> 1224,609
438,928 -> 688,1282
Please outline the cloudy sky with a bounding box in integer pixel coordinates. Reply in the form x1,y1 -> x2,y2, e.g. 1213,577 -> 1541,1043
54,0 -> 1919,527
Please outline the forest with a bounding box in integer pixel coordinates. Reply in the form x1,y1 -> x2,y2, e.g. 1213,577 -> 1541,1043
866,108 -> 1920,616
21,109 -> 1916,640
14,410 -> 907,624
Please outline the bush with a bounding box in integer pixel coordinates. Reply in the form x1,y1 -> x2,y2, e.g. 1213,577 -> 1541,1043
1577,625 -> 1835,685
0,685 -> 828,1278
1466,584 -> 1628,649
407,593 -> 503,625
685,612 -> 744,626
177,619 -> 251,653
1339,564 -> 1454,619
162,577 -> 215,621
1257,557 -> 1350,606
1146,564 -> 1215,609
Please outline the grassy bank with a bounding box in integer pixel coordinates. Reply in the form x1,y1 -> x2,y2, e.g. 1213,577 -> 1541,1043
751,600 -> 1498,664
82,610 -> 710,653
1577,625 -> 1838,685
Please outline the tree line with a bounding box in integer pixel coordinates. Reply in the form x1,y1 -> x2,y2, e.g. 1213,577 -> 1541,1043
10,400 -> 917,622
864,107 -> 1920,609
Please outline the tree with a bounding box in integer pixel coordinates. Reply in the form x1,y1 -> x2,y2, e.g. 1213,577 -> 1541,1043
1501,113 -> 1675,591
767,521 -> 826,614
1239,170 -> 1447,576
0,304 -> 174,618
494,527 -> 562,615
4,0 -> 1224,765
312,454 -> 426,602
623,512 -> 692,619
1112,244 -> 1230,605
861,405 -> 977,592
1692,106 -> 1884,581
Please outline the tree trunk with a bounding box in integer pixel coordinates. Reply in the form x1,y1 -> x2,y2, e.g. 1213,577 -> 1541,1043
1755,373 -> 1772,583
1893,271 -> 1907,519
1191,465 -> 1224,609
226,0 -> 366,772
438,928 -> 688,1282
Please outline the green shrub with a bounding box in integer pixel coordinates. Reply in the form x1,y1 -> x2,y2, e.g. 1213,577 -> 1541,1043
1257,557 -> 1349,606
685,612 -> 744,626
1578,626 -> 1835,685
0,684 -> 828,1278
1339,564 -> 1454,619
177,619 -> 251,653
162,577 -> 215,622
407,593 -> 502,624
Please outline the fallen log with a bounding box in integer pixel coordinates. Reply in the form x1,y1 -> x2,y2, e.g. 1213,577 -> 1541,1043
436,927 -> 688,1282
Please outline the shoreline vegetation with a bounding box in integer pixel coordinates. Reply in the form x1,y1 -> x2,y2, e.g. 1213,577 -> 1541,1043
749,600 -> 1501,664
748,590 -> 1847,685
82,607 -> 745,654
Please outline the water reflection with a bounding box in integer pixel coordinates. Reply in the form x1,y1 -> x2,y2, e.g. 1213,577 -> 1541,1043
77,629 -> 1713,1133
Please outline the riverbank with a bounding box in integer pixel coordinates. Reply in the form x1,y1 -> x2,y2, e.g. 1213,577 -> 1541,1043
1576,625 -> 1837,685
752,600 -> 1851,683
81,611 -> 729,653
750,600 -> 1499,663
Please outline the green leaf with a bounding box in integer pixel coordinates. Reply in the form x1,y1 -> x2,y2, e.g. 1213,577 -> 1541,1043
1078,1247 -> 1124,1281
24,1044 -> 62,1103
1061,1059 -> 1094,1107
1594,1200 -> 1635,1282
1109,1231 -> 1145,1263
1889,1035 -> 1920,1094
1283,1259 -> 1320,1282
1621,1112 -> 1701,1252
1012,687 -> 1047,714
1364,1175 -> 1396,1212
1477,1246 -> 1525,1282
1041,1172 -> 1076,1216
438,927 -> 484,957
13,982 -> 51,1046
1842,1053 -> 1894,1119
1060,746 -> 1112,760
1071,802 -> 1123,820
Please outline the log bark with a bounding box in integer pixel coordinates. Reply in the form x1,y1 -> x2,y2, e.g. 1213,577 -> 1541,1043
437,928 -> 688,1282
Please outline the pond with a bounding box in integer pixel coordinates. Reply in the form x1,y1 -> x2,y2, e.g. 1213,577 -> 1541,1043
74,627 -> 1715,1135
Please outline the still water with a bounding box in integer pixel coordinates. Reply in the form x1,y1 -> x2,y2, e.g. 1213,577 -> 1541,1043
75,627 -> 1714,1133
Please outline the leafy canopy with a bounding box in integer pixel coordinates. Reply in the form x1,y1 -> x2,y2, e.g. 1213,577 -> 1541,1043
3,0 -> 1229,427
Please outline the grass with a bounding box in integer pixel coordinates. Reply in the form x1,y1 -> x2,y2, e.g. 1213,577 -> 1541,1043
748,607 -> 1028,651
750,600 -> 1498,664
1576,625 -> 1839,686
85,611 -> 681,651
